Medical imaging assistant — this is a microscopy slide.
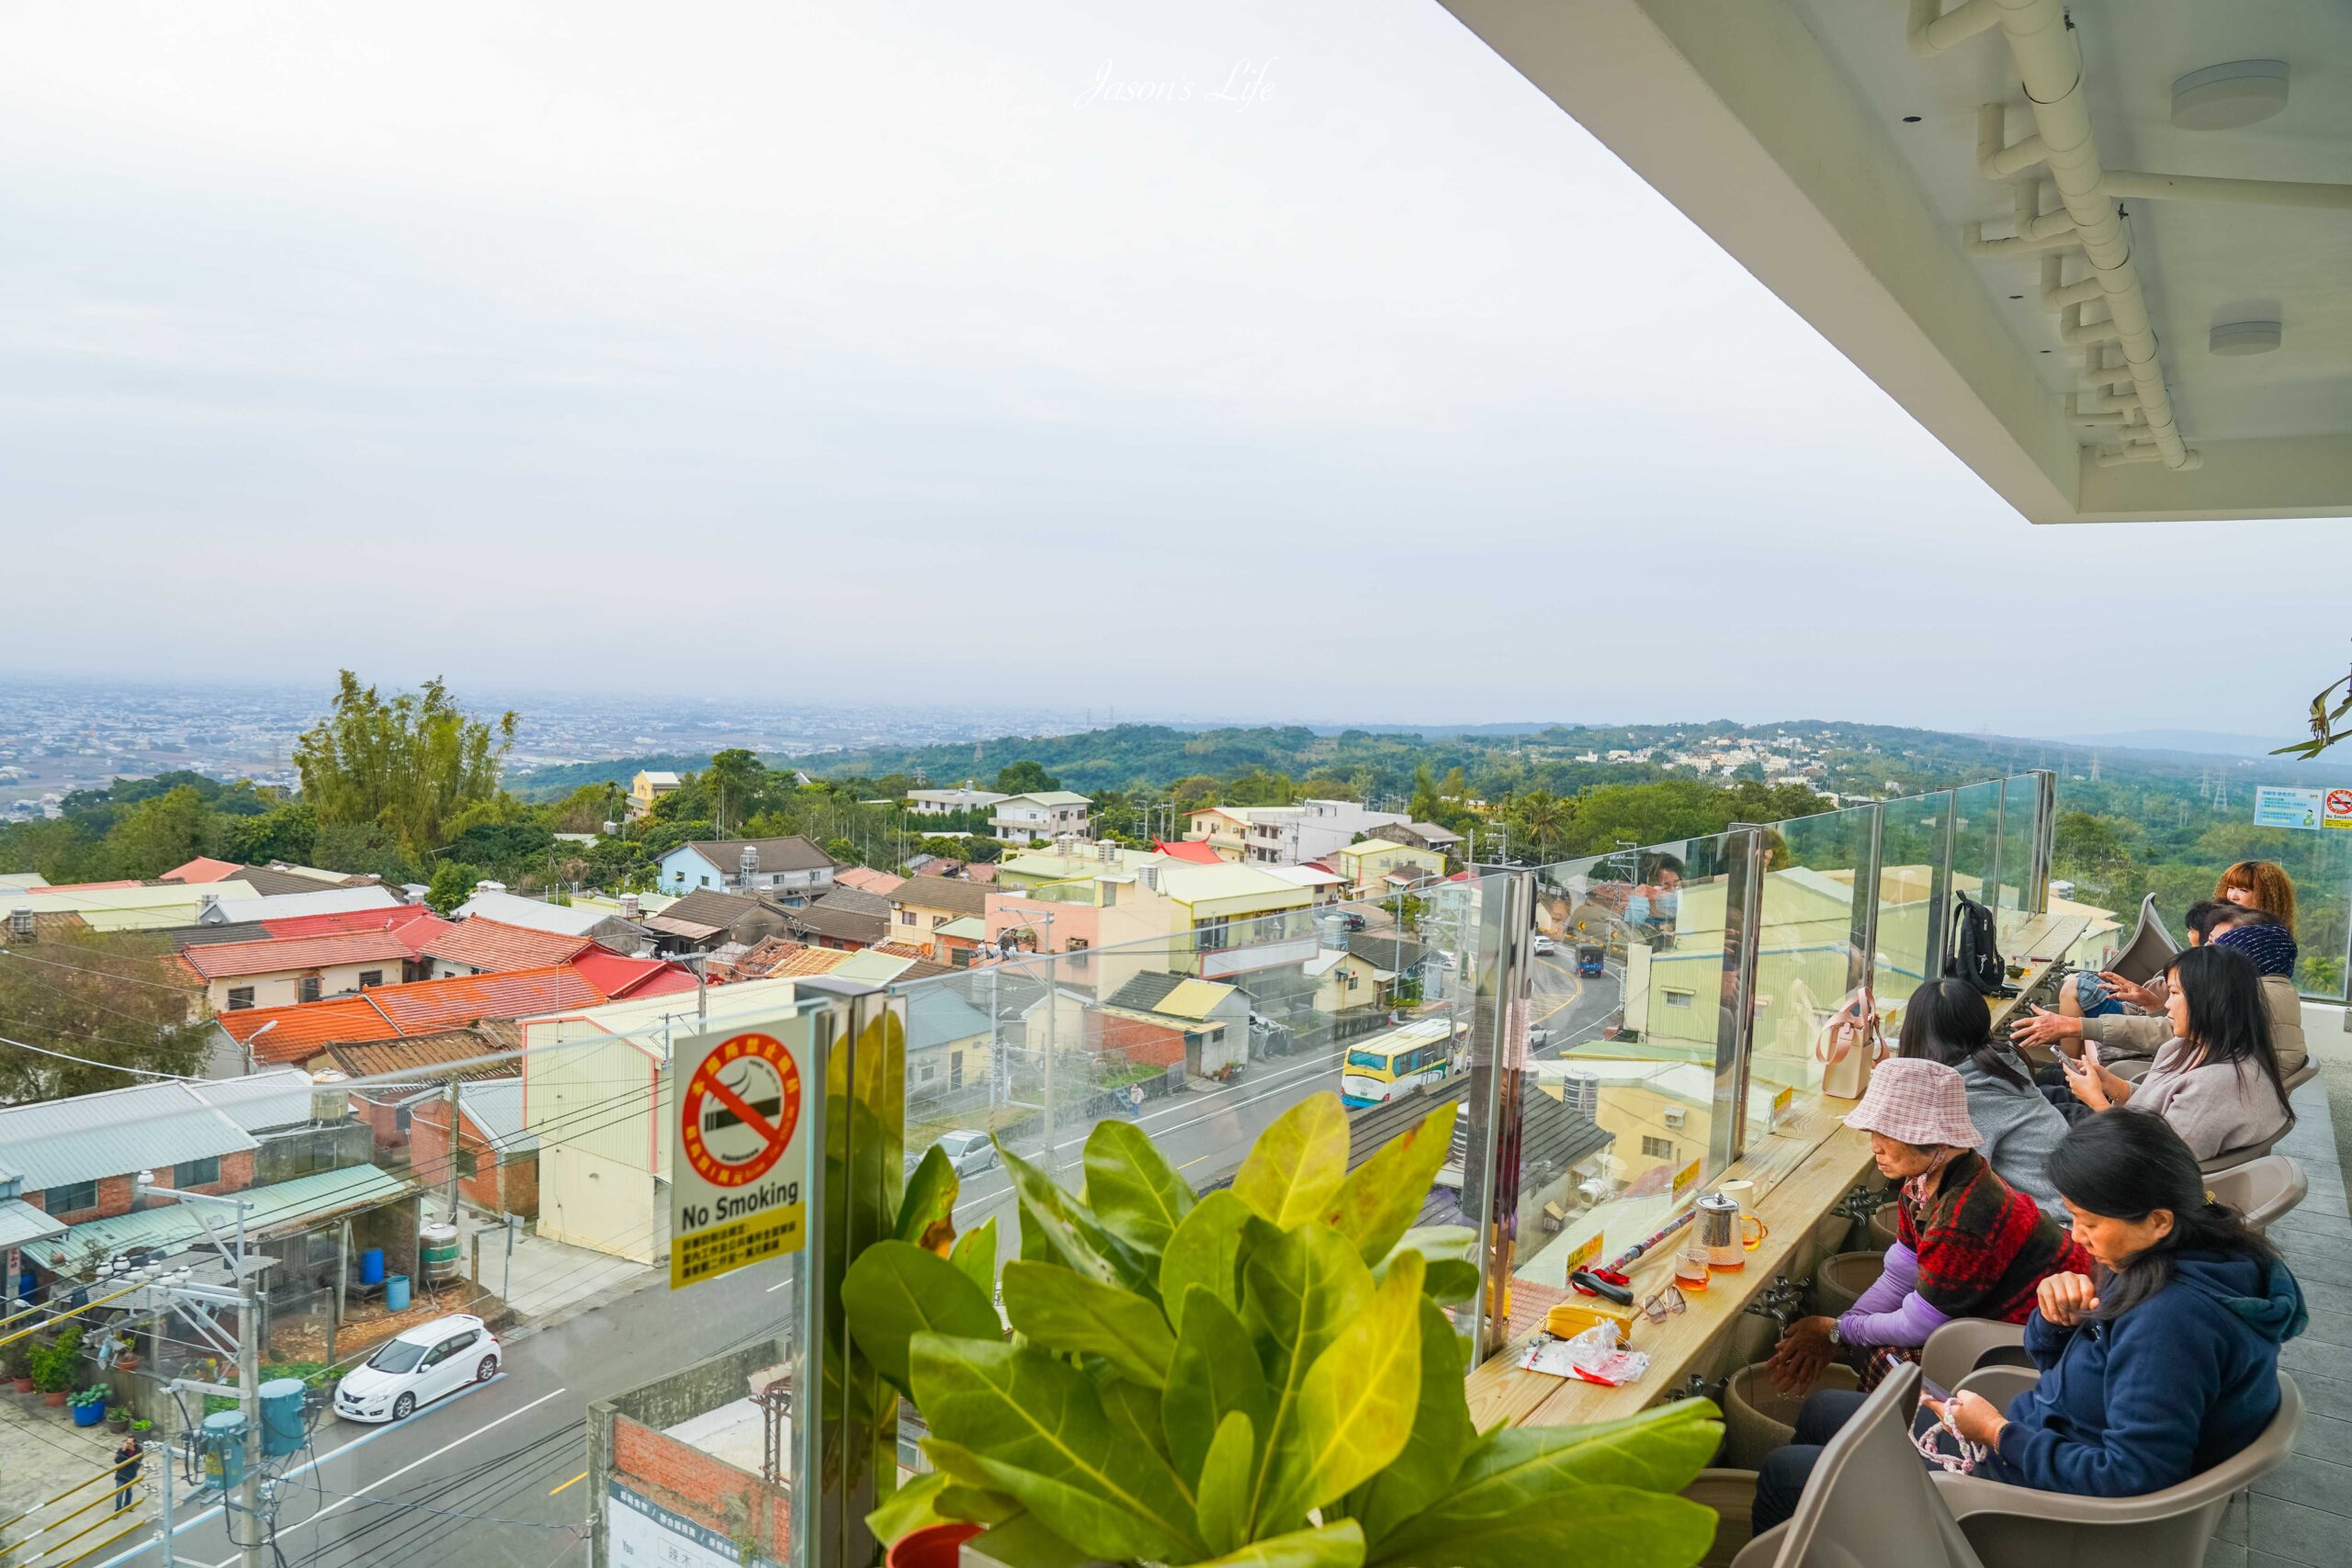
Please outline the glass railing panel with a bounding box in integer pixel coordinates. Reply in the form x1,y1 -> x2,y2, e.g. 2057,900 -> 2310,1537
1995,773 -> 2044,949
2050,776 -> 2351,1000
1499,836 -> 1737,1342
1872,790 -> 1951,1032
1950,778 -> 2002,946
1745,801 -> 1878,1143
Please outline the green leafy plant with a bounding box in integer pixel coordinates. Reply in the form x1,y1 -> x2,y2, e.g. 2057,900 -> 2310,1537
846,1093 -> 1724,1568
131,1418 -> 153,1433
71,1384 -> 107,1408
28,1327 -> 84,1393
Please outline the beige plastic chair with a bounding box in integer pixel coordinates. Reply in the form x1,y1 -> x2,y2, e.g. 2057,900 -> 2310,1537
2201,1121 -> 2295,1177
1727,1363 -> 1986,1568
1920,1321 -> 2030,1397
2107,896 -> 2179,985
2282,1061 -> 2318,1097
2205,1155 -> 2307,1234
2109,1057 -> 2151,1083
1930,1375 -> 2303,1568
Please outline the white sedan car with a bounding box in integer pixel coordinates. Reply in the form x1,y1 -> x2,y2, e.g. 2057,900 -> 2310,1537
334,1314 -> 501,1424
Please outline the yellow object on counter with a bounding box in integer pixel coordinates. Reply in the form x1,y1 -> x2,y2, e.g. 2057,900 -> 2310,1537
1544,1298 -> 1639,1343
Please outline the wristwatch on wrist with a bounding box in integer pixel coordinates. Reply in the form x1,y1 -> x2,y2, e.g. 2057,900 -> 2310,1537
1826,1321 -> 1844,1348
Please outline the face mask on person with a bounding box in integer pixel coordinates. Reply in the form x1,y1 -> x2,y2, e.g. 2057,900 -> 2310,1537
1627,894 -> 1651,924
1653,889 -> 1679,919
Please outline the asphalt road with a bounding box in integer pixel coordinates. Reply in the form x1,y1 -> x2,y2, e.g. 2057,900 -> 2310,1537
102,1259 -> 789,1568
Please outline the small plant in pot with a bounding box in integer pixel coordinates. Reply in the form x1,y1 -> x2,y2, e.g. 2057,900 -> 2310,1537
70,1384 -> 107,1427
847,1092 -> 1726,1568
4,1341 -> 31,1394
30,1326 -> 84,1407
107,1404 -> 132,1434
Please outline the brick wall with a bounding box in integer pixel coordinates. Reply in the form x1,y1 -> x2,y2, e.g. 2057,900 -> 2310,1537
409,1100 -> 536,1217
1087,1010 -> 1187,1069
23,1172 -> 138,1225
611,1416 -> 789,1561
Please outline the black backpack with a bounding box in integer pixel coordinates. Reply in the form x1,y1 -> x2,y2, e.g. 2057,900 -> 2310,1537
1946,890 -> 2014,997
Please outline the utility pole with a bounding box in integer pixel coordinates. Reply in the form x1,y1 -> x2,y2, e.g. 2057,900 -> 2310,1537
236,1267 -> 263,1568
445,1074 -> 463,1223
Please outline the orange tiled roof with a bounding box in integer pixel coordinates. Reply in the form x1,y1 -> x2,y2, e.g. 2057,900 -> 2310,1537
422,918 -> 592,973
571,950 -> 700,998
180,929 -> 425,981
218,964 -> 610,1064
262,906 -> 447,945
763,945 -> 854,978
162,856 -> 246,884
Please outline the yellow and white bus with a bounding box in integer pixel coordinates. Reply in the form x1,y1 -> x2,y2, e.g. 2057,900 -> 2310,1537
1340,1017 -> 1468,1109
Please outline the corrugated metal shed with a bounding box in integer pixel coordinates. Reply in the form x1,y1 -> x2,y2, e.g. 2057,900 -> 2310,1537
186,1070 -> 318,1134
207,886 -> 403,925
19,1166 -> 413,1271
0,1197 -> 65,1249
457,1079 -> 537,1155
0,1081 -> 258,1190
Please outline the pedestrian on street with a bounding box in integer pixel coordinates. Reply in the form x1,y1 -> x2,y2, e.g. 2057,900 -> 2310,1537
113,1433 -> 142,1513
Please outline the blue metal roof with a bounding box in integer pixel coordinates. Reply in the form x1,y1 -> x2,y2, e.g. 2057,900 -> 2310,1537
18,1166 -> 413,1272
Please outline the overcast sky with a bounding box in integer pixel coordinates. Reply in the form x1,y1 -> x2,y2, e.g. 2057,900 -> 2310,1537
4,0 -> 2343,739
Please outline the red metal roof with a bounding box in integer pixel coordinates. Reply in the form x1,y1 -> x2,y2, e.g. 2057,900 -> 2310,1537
261,906 -> 449,948
421,919 -> 592,973
162,857 -> 245,884
570,950 -> 701,998
219,964 -> 612,1064
180,929 -> 426,980
1155,840 -> 1226,864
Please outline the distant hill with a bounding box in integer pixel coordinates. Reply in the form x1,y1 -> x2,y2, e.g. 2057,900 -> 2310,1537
2031,728 -> 2306,763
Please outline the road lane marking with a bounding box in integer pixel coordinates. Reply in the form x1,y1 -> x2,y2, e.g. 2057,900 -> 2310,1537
550,1471 -> 589,1495
201,1384 -> 572,1567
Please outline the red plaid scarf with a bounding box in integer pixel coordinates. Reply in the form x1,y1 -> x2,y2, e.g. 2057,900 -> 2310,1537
1897,1151 -> 2091,1322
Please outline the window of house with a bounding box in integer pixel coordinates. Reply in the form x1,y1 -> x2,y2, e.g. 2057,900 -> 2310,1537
357,970 -> 383,989
1196,916 -> 1232,951
175,1156 -> 221,1188
457,1148 -> 479,1179
227,987 -> 254,1010
1345,972 -> 1358,991
298,976 -> 322,1003
1641,1135 -> 1675,1159
1065,938 -> 1088,952
900,910 -> 916,926
44,1179 -> 98,1214
1663,987 -> 1695,1009
933,914 -> 947,927
700,875 -> 710,886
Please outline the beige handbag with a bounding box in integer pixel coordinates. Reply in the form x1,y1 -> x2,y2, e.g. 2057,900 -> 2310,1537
1815,988 -> 1882,1100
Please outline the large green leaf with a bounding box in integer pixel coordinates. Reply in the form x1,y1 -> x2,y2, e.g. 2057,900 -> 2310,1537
1323,1101 -> 1459,1264
899,1144 -> 961,1254
910,1333 -> 1206,1564
1386,1225 -> 1475,1264
865,1471 -> 955,1545
977,1509 -> 1097,1568
1414,1258 -> 1478,1304
1255,1252 -> 1424,1530
1102,1376 -> 1181,1478
1163,1289 -> 1272,1483
1368,1402 -> 1724,1568
1194,1412 -> 1258,1559
999,1144 -> 1148,1292
1367,1483 -> 1716,1568
1233,1094 -> 1351,1228
1351,1300 -> 1475,1545
950,1215 -> 999,1296
1159,1190 -> 1255,1332
841,1239 -> 1001,1395
1242,1222 -> 1374,1394
1181,1519 -> 1368,1568
1085,1119 -> 1197,1258
1001,1261 -> 1177,1387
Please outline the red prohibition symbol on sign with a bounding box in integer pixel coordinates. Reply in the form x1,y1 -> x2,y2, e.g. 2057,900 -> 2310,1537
2329,790 -> 2352,818
680,1032 -> 802,1188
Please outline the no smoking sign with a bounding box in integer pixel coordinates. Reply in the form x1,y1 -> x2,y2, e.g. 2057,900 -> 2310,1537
670,1018 -> 814,1292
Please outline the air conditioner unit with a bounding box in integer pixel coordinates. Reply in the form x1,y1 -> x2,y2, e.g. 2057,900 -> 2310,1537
1662,1108 -> 1687,1129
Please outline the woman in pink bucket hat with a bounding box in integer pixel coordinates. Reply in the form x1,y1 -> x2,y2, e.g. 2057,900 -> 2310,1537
1767,1058 -> 2090,1395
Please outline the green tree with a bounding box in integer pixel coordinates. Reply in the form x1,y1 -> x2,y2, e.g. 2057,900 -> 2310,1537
97,784 -> 215,879
1409,764 -> 1442,823
706,749 -> 770,835
217,801 -> 318,866
293,671 -> 516,854
0,930 -> 211,1103
312,821 -> 419,885
424,860 -> 482,915
993,760 -> 1061,795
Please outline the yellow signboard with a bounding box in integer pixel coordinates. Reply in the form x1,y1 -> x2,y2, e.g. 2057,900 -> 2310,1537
1671,1158 -> 1704,1200
1563,1231 -> 1606,1274
669,1017 -> 813,1292
1771,1084 -> 1795,1126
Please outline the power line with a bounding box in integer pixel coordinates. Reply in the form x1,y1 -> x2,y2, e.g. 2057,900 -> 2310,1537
0,943 -> 206,994
0,1030 -> 200,1079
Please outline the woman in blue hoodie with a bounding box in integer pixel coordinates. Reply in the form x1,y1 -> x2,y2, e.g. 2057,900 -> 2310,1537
1756,1111 -> 2303,1530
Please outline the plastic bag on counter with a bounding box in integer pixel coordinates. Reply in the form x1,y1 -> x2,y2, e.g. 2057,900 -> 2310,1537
1516,1319 -> 1650,1387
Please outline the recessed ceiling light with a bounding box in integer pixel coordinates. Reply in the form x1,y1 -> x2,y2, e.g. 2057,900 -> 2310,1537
2040,349 -> 2052,354
2172,61 -> 2290,130
2210,320 -> 2283,355
2009,294 -> 2023,300
1902,115 -> 1922,123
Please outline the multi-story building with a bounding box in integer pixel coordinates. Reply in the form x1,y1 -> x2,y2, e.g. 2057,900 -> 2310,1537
989,791 -> 1092,844
1329,839 -> 1449,898
906,783 -> 1007,818
1184,798 -> 1413,866
628,770 -> 680,818
654,836 -> 839,904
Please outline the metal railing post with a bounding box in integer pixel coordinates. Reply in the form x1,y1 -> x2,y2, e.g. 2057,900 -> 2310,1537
1987,779 -> 2008,921
1711,827 -> 1768,1174
1465,871 -> 1535,1364
1848,804 -> 1884,998
2029,770 -> 2057,916
1924,792 -> 1959,982
793,977 -> 905,1568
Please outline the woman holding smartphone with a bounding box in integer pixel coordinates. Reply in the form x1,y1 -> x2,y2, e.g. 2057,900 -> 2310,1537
1755,1113 -> 2304,1532
2060,944 -> 2292,1162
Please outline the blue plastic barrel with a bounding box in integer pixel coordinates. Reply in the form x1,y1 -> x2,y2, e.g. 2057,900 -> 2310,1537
202,1411 -> 246,1489
259,1378 -> 307,1456
357,1248 -> 386,1286
385,1273 -> 411,1311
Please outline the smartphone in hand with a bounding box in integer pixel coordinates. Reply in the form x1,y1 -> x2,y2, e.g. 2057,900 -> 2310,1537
2083,1038 -> 2101,1068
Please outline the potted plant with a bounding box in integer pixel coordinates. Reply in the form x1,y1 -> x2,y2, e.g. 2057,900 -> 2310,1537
107,1404 -> 133,1434
4,1341 -> 31,1394
848,1093 -> 1726,1568
131,1417 -> 153,1437
30,1326 -> 83,1407
70,1385 -> 107,1428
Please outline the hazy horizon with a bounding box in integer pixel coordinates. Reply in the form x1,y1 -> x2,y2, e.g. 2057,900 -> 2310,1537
6,1 -> 2343,739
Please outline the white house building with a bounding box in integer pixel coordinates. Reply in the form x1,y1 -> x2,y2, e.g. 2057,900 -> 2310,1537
655,836 -> 839,905
989,792 -> 1093,845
